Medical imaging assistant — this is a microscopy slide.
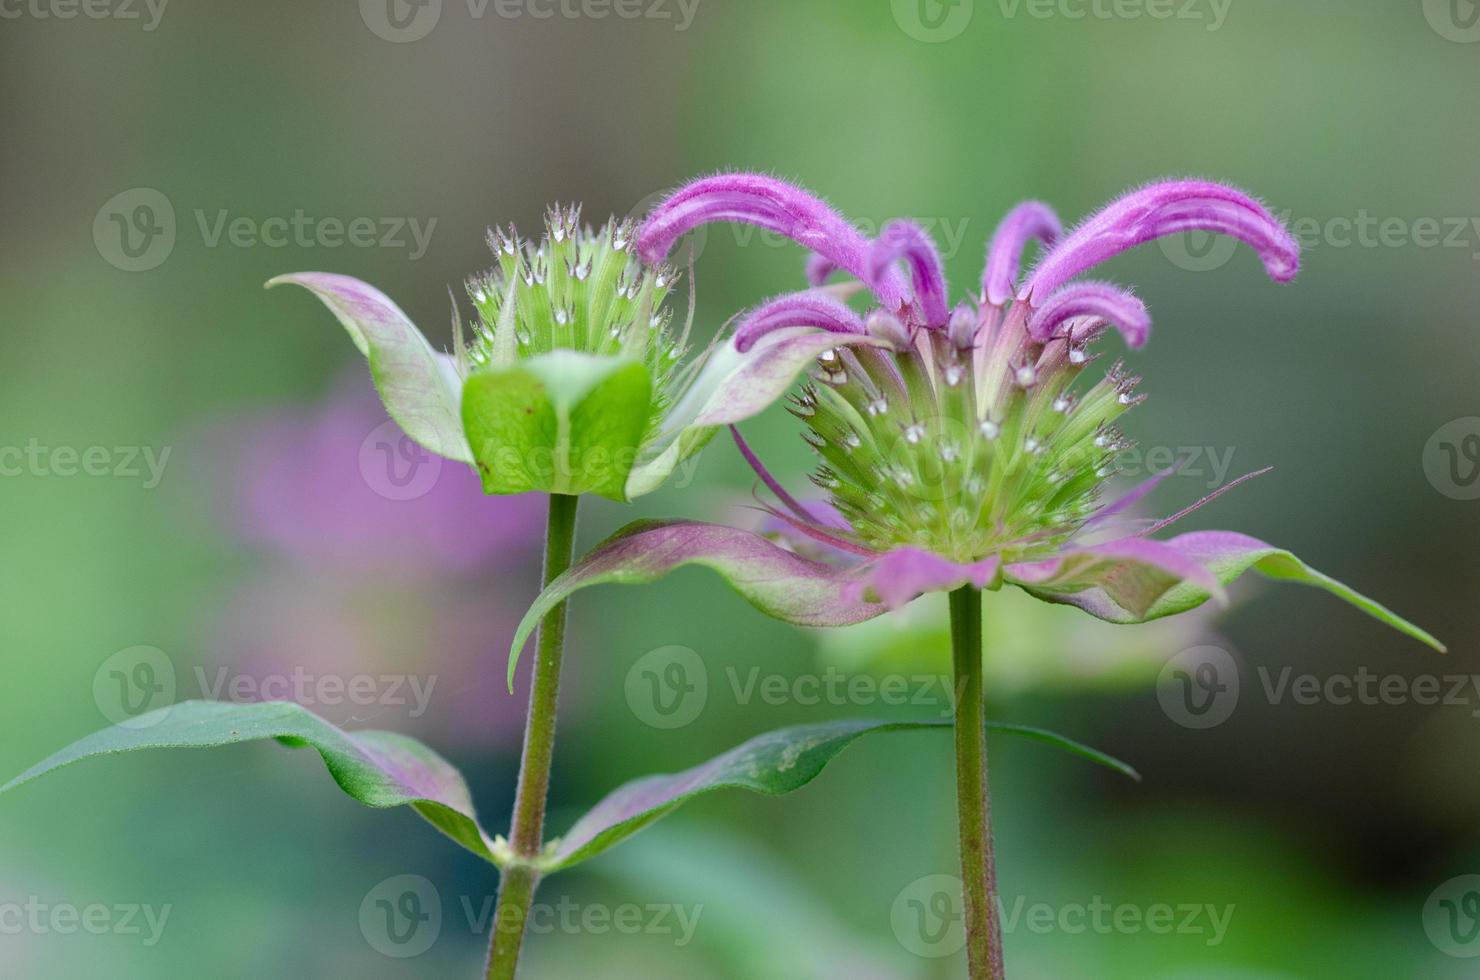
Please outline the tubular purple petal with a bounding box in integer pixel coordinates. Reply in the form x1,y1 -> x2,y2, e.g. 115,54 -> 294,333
1020,180 -> 1300,302
730,425 -> 826,526
982,201 -> 1062,306
637,173 -> 909,308
805,253 -> 837,287
1028,281 -> 1151,348
870,220 -> 951,328
732,290 -> 867,353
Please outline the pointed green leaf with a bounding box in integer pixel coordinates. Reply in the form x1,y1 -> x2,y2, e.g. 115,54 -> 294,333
462,350 -> 652,500
1,701 -> 500,864
267,273 -> 472,463
543,718 -> 1137,872
1016,530 -> 1445,652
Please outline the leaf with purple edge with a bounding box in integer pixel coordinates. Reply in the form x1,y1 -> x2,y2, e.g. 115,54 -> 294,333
1,700 -> 502,864
1012,530 -> 1445,651
267,273 -> 472,463
543,718 -> 1138,872
508,520 -> 889,690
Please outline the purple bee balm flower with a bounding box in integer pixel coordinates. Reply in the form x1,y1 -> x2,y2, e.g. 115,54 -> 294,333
510,175 -> 1442,663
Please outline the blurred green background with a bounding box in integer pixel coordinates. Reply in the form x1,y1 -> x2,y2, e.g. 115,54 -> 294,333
3,0 -> 1478,977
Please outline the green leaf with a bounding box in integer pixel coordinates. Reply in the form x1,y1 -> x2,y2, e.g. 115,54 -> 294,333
462,350 -> 652,500
543,718 -> 1137,872
508,520 -> 887,690
1018,530 -> 1445,652
267,273 -> 472,463
1,701 -> 500,865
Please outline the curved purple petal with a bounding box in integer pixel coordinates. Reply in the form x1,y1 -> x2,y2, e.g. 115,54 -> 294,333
1020,180 -> 1300,302
636,173 -> 909,308
870,220 -> 950,328
805,252 -> 837,287
843,548 -> 1002,609
733,290 -> 866,353
1028,281 -> 1151,348
982,201 -> 1062,306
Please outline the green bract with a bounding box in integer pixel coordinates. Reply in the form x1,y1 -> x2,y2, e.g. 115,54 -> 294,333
269,205 -> 864,501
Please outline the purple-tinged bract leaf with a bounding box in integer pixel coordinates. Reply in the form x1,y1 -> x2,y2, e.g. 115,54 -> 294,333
2,700 -> 501,863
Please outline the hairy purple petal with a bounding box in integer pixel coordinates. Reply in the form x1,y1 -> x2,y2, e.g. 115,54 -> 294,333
1021,180 -> 1300,301
637,173 -> 908,308
843,548 -> 1002,610
733,290 -> 866,353
1138,467 -> 1273,537
870,220 -> 950,328
1028,281 -> 1151,348
730,425 -> 825,526
805,253 -> 837,287
982,201 -> 1062,306
1083,466 -> 1178,530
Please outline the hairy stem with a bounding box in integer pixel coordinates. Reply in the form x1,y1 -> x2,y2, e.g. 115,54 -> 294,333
950,585 -> 1005,979
486,492 -> 580,980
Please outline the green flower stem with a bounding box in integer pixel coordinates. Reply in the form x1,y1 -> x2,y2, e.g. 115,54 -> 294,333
950,585 -> 1006,980
487,492 -> 580,980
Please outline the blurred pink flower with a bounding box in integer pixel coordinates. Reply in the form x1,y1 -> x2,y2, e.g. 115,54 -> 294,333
233,370 -> 543,572
190,371 -> 554,748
